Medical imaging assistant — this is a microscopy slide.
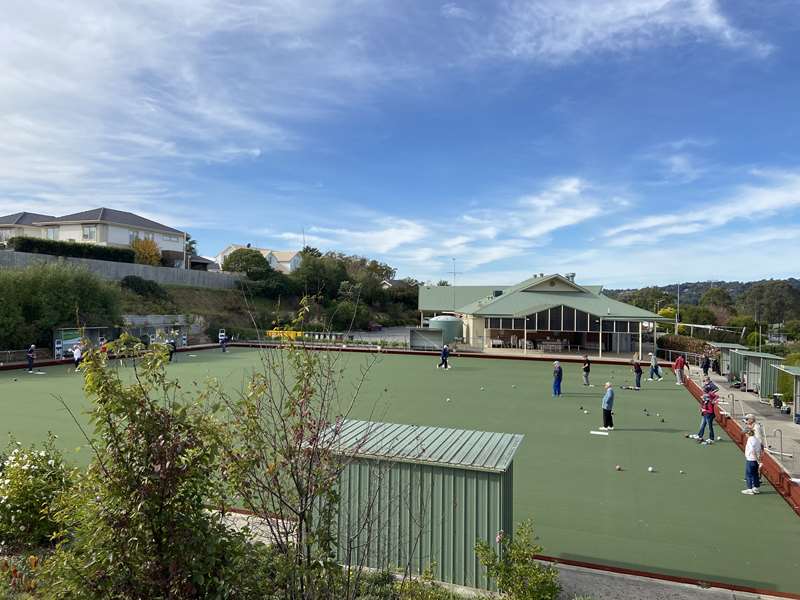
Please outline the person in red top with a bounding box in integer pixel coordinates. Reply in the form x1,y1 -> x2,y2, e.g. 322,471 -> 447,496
690,393 -> 717,444
673,354 -> 687,385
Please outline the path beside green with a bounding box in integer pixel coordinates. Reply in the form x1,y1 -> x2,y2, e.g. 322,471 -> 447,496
1,348 -> 797,594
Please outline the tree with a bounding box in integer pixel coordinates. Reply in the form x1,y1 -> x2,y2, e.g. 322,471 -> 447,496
700,287 -> 734,309
738,280 -> 800,324
300,245 -> 322,258
679,305 -> 717,325
131,238 -> 162,266
222,247 -> 269,274
184,233 -> 198,267
436,280 -> 450,286
623,287 -> 675,312
785,319 -> 800,341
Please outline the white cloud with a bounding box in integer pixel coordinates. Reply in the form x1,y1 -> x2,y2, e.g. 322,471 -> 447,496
489,0 -> 773,63
606,169 -> 800,246
441,3 -> 474,21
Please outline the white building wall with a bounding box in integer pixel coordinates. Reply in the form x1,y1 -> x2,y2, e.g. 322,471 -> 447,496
107,224 -> 130,246
58,224 -> 83,243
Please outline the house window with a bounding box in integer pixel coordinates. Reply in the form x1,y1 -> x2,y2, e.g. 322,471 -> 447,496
0,229 -> 12,242
143,232 -> 155,241
162,234 -> 180,242
45,227 -> 59,240
82,225 -> 97,241
129,230 -> 140,244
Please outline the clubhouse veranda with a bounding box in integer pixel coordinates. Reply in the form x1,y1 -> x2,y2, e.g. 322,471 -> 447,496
418,273 -> 669,357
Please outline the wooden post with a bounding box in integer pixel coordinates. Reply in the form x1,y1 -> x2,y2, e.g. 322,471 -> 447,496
524,315 -> 528,356
638,321 -> 643,360
599,318 -> 603,358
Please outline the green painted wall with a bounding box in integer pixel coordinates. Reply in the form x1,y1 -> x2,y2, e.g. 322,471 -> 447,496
334,458 -> 513,590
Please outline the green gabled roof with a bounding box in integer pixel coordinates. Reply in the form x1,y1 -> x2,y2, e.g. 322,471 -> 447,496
418,285 -> 508,312
469,291 -> 662,319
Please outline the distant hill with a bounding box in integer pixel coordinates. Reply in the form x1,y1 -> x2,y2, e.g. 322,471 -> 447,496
606,278 -> 800,305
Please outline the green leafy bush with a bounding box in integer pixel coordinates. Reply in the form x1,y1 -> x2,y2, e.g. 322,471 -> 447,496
0,264 -> 121,350
41,337 -> 271,599
0,436 -> 72,549
656,334 -> 710,356
120,275 -> 168,300
475,520 -> 560,600
8,236 -> 135,263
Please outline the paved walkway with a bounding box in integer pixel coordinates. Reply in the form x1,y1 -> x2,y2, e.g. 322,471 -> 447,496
687,366 -> 800,478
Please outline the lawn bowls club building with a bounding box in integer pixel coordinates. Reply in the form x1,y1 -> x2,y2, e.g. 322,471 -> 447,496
418,273 -> 667,357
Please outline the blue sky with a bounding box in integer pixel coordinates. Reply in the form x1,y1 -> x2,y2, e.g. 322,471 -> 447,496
2,0 -> 799,287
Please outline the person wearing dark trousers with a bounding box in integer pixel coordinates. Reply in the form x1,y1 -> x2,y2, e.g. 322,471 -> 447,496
552,361 -> 563,397
742,429 -> 763,495
582,355 -> 591,386
437,344 -> 450,369
221,335 -> 228,353
648,352 -> 662,381
701,354 -> 711,377
168,340 -> 177,362
632,359 -> 642,390
26,344 -> 35,373
694,393 -> 717,445
601,382 -> 614,431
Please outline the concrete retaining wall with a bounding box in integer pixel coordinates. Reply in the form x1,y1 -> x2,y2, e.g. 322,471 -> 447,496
0,250 -> 242,289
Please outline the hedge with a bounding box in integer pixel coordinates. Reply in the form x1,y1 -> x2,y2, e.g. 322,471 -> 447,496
121,275 -> 168,300
9,236 -> 136,263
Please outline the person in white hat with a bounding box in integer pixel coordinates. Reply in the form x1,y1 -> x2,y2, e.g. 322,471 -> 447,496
552,361 -> 563,397
744,414 -> 765,446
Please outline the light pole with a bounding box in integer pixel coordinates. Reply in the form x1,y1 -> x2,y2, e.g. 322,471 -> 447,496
675,282 -> 681,335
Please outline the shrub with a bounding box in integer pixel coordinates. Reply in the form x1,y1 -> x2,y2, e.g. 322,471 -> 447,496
131,238 -> 161,266
0,435 -> 72,550
42,336 -> 270,599
0,264 -> 121,351
0,554 -> 43,596
657,334 -> 710,356
475,520 -> 561,600
120,275 -> 168,300
221,248 -> 269,274
8,236 -> 135,263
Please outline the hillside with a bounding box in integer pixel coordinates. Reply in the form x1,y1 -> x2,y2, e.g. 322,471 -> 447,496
606,277 -> 800,305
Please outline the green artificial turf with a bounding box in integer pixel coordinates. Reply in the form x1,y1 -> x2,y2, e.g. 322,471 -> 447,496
1,348 -> 798,594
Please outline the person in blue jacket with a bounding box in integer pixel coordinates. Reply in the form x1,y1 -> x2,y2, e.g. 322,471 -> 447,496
552,361 -> 563,396
601,382 -> 614,431
437,344 -> 450,369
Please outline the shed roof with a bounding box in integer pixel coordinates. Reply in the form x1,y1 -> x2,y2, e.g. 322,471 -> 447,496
731,350 -> 784,360
707,342 -> 748,350
772,365 -> 800,377
331,420 -> 523,473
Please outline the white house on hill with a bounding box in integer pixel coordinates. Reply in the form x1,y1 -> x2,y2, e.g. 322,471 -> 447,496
0,207 -> 188,267
215,244 -> 302,273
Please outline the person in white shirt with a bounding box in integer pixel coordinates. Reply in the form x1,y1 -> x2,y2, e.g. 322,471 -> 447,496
73,344 -> 83,372
742,429 -> 763,495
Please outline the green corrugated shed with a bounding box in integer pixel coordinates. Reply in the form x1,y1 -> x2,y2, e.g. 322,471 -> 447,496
730,350 -> 784,398
708,342 -> 748,375
329,420 -> 523,590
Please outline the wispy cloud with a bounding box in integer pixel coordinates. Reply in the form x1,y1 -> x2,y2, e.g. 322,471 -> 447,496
441,3 -> 475,21
606,169 -> 800,246
488,0 -> 773,63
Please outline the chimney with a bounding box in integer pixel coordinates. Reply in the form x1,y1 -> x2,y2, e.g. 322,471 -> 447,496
565,272 -> 576,282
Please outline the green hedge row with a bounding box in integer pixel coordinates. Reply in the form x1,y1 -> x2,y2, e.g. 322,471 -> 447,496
9,236 -> 136,263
